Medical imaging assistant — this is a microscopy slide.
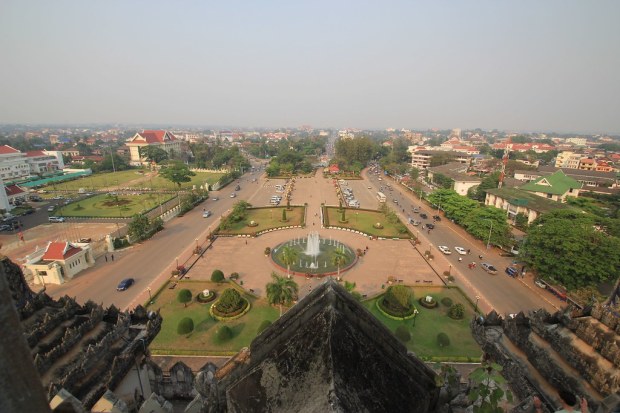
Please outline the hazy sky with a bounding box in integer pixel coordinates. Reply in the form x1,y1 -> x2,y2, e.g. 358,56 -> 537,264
1,1 -> 619,133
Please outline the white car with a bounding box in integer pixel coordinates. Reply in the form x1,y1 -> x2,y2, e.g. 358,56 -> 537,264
202,210 -> 212,218
438,245 -> 452,255
534,280 -> 547,289
454,247 -> 467,255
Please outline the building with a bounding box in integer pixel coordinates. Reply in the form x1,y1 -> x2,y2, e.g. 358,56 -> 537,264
514,166 -> 618,189
426,162 -> 481,195
0,145 -> 30,182
411,149 -> 470,170
485,187 -> 575,224
518,170 -> 581,202
25,150 -> 63,174
126,130 -> 182,166
566,137 -> 587,146
23,241 -> 95,285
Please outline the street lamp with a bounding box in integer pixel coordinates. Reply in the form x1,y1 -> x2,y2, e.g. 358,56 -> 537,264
486,219 -> 494,250
175,256 -> 179,269
147,287 -> 152,304
412,308 -> 419,327
474,295 -> 480,313
448,264 -> 452,276
195,238 -> 199,248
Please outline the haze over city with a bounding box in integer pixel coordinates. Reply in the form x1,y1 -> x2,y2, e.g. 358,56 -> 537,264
1,1 -> 619,133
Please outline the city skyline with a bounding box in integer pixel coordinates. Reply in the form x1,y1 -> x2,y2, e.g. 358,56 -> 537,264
1,1 -> 619,134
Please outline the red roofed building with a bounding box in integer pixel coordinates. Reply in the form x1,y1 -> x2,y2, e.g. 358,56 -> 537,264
0,145 -> 30,181
126,130 -> 183,166
24,241 -> 94,285
25,150 -> 63,174
328,165 -> 340,174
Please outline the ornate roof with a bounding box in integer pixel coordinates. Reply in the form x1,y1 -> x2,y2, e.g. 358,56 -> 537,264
207,280 -> 438,412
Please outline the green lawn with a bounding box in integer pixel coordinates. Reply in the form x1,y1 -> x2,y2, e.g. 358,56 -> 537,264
363,286 -> 481,361
56,193 -> 175,217
148,171 -> 225,190
43,170 -> 225,192
45,170 -> 151,192
148,281 -> 279,355
324,207 -> 411,239
217,206 -> 305,235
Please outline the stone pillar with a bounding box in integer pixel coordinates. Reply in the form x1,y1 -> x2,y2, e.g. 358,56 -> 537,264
106,234 -> 115,252
0,266 -> 51,412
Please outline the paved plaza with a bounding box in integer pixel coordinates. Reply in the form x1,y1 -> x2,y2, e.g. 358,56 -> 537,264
187,171 -> 442,299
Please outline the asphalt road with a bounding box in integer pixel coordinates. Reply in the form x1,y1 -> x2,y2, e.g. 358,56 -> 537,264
364,170 -> 563,314
46,166 -> 266,309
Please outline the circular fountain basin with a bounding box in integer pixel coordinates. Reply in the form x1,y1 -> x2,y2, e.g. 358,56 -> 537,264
270,232 -> 357,277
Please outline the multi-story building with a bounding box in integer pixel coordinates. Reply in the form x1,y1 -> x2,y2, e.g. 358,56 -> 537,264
566,137 -> 587,146
0,145 -> 30,181
126,130 -> 182,166
25,151 -> 63,174
410,149 -> 470,170
555,151 -> 582,169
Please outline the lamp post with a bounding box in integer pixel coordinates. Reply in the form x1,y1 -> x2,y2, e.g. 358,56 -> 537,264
175,256 -> 179,269
412,308 -> 419,327
486,219 -> 494,250
147,287 -> 152,304
474,295 -> 480,313
448,264 -> 452,276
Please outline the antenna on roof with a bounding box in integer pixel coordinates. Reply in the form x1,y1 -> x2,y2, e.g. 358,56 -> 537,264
498,137 -> 511,189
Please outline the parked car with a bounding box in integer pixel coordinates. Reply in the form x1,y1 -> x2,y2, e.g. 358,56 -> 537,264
47,206 -> 55,212
432,215 -> 441,221
534,279 -> 547,289
425,223 -> 435,229
481,263 -> 498,274
438,245 -> 451,255
48,216 -> 65,223
235,185 -> 241,191
230,193 -> 236,198
116,278 -> 135,291
0,224 -> 13,231
505,266 -> 518,277
202,210 -> 212,218
413,207 -> 420,213
212,197 -> 219,201
52,195 -> 63,200
454,246 -> 467,255
420,213 -> 428,219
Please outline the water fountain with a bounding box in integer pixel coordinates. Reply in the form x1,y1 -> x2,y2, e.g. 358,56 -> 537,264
271,232 -> 357,277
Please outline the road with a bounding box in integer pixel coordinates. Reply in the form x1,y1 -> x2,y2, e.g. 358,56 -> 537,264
363,169 -> 564,314
45,165 -> 266,309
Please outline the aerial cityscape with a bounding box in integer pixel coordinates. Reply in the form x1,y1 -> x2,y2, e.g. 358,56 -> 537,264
1,2 -> 619,413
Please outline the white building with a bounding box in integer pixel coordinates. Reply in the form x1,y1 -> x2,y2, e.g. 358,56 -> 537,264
0,145 -> 30,181
24,241 -> 95,285
126,130 -> 182,166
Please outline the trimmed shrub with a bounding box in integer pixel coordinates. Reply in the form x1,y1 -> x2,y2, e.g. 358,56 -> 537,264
216,325 -> 233,341
395,325 -> 411,343
229,272 -> 240,280
264,247 -> 271,255
215,288 -> 245,314
440,297 -> 453,307
448,303 -> 465,320
211,269 -> 225,283
437,332 -> 450,347
257,320 -> 272,335
379,285 -> 415,318
177,317 -> 194,335
177,289 -> 193,307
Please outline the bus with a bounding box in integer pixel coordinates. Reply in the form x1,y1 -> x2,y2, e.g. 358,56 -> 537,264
377,192 -> 387,203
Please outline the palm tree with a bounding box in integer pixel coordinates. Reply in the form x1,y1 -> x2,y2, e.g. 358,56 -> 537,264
280,245 -> 299,278
331,249 -> 347,279
266,272 -> 299,316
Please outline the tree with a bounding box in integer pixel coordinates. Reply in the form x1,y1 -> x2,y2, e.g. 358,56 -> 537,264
522,210 -> 620,289
177,317 -> 194,334
279,245 -> 299,278
211,269 -> 225,282
331,249 -> 348,279
140,146 -> 169,164
281,208 -> 287,222
462,206 -> 513,248
127,214 -> 150,240
159,161 -> 195,188
448,303 -> 465,319
437,332 -> 450,347
177,289 -> 192,307
265,272 -> 299,316
468,172 -> 500,202
216,325 -> 233,341
215,288 -> 245,314
467,361 -> 513,413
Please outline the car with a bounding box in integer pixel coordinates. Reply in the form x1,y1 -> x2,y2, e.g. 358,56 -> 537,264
212,197 -> 219,201
235,185 -> 241,191
116,278 -> 135,291
52,195 -> 63,200
252,178 -> 257,182
367,186 -> 372,189
47,206 -> 55,212
78,238 -> 92,243
425,223 -> 435,229
454,246 -> 467,255
48,216 -> 65,223
411,220 -> 421,226
202,210 -> 212,218
393,199 -> 398,204
534,279 -> 547,289
505,266 -> 518,277
413,207 -> 420,213
438,245 -> 451,255
29,196 -> 43,202
63,199 -> 71,205
420,213 -> 428,219
481,263 -> 498,274
378,178 -> 382,181
22,209 -> 35,215
432,215 -> 441,221
230,193 -> 236,198
0,224 -> 12,231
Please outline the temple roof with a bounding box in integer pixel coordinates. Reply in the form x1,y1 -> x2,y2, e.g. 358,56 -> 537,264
221,279 -> 438,412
